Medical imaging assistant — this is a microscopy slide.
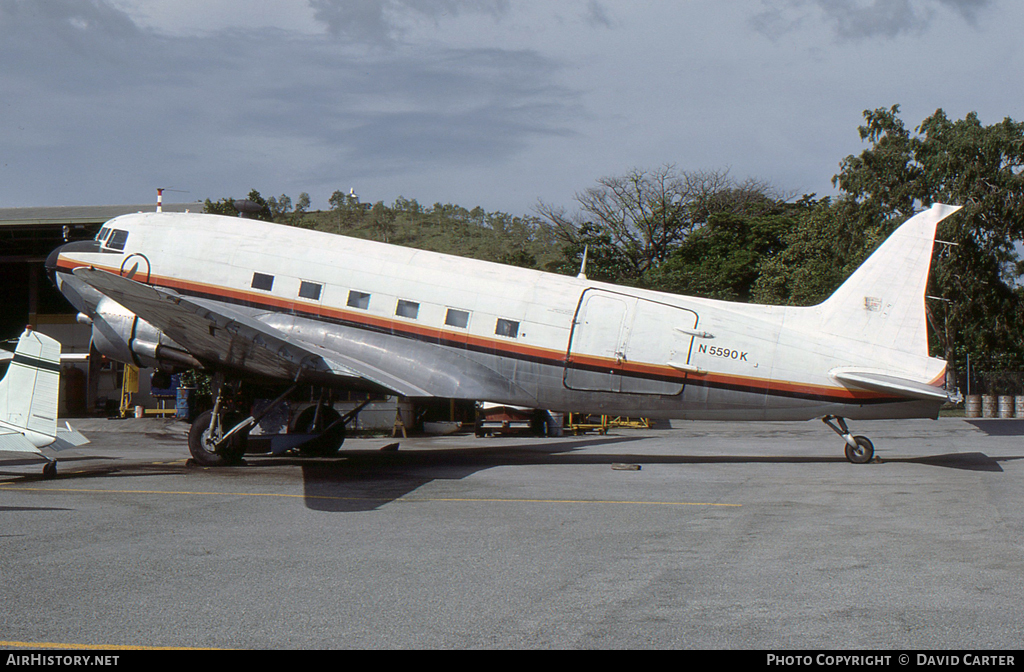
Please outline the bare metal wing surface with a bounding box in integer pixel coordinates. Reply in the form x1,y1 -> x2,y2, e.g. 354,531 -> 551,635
70,267 -> 431,397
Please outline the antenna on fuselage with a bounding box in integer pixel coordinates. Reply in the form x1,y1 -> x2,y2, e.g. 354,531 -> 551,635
577,245 -> 589,280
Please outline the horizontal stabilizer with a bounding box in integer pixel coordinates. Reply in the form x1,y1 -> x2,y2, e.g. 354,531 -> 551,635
52,422 -> 90,451
830,369 -> 948,402
0,429 -> 45,454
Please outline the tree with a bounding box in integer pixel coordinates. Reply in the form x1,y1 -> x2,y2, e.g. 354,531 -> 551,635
750,197 -> 876,306
646,207 -> 798,302
204,190 -> 273,221
328,188 -> 367,231
540,165 -> 777,282
267,193 -> 292,220
369,201 -> 396,243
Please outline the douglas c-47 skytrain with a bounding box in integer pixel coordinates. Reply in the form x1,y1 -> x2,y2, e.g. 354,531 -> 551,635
45,203 -> 961,466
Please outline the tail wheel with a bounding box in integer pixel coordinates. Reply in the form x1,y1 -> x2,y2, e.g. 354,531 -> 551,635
188,410 -> 248,466
844,435 -> 874,464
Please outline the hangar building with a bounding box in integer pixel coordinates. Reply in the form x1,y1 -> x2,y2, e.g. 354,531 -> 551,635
1,202 -> 202,416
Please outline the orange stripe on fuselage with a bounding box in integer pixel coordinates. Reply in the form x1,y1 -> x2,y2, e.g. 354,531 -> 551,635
57,257 -> 905,403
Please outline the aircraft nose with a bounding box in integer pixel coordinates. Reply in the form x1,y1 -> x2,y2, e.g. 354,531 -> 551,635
46,240 -> 99,285
45,244 -> 64,285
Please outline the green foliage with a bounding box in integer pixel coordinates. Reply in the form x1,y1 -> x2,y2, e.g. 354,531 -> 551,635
750,198 -> 881,306
244,193 -> 563,271
551,222 -> 636,283
203,197 -> 237,217
645,208 -> 798,302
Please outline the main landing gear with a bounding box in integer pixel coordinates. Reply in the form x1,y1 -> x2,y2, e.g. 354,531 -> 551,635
186,377 -> 367,467
187,376 -> 256,467
822,416 -> 875,464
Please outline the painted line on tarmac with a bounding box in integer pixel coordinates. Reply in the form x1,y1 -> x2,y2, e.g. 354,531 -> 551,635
0,640 -> 220,650
0,485 -> 740,508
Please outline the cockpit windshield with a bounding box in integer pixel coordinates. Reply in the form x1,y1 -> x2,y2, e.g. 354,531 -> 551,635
105,229 -> 129,251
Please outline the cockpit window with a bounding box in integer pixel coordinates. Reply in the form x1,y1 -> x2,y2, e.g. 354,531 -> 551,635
106,229 -> 129,251
95,227 -> 109,242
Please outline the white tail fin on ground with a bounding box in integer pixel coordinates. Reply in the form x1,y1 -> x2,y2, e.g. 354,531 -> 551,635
819,203 -> 961,358
0,328 -> 61,440
0,328 -> 88,459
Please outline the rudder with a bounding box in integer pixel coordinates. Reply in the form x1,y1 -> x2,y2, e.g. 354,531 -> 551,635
818,203 -> 961,358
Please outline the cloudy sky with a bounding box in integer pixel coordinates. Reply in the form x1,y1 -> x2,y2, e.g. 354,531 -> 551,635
1,0 -> 1019,217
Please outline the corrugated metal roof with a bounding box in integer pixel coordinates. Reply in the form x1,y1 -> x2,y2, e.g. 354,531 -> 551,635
0,203 -> 203,227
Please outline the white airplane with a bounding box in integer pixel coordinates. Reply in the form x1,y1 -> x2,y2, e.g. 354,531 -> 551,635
45,203 -> 961,466
0,328 -> 89,478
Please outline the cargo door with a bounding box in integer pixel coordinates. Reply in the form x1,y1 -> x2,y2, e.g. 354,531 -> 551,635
563,290 -> 630,392
564,290 -> 699,395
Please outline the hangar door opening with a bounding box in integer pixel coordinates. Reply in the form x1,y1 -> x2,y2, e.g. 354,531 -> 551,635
563,289 -> 699,395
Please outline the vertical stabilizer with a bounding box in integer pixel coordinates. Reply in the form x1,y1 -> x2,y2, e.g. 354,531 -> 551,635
0,328 -> 61,439
819,203 -> 961,358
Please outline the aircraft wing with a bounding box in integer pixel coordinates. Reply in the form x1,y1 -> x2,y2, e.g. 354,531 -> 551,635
830,369 -> 949,402
71,267 -> 431,397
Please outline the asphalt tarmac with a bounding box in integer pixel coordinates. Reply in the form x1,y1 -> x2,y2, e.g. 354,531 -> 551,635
1,416 -> 1023,650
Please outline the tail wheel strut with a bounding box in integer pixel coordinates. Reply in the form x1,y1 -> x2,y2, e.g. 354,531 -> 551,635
822,416 -> 875,464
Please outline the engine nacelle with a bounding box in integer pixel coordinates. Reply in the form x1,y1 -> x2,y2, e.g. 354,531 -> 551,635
89,296 -> 200,371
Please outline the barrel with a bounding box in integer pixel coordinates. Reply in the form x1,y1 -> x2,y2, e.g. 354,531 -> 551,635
1017,396 -> 1024,418
998,395 -> 1015,418
982,395 -> 997,418
965,395 -> 982,418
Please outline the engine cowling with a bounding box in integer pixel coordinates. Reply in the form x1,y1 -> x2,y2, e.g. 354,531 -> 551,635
88,297 -> 200,371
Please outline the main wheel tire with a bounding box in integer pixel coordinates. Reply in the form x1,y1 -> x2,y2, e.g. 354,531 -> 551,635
292,405 -> 345,457
844,435 -> 874,464
188,410 -> 247,466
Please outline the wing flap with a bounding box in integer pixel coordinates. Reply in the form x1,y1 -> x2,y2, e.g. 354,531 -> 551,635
830,368 -> 949,402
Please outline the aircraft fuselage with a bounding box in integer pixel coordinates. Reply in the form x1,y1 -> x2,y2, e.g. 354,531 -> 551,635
48,211 -> 949,422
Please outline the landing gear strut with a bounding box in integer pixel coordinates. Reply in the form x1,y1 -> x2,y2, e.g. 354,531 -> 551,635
822,415 -> 875,464
187,378 -> 367,466
187,375 -> 278,467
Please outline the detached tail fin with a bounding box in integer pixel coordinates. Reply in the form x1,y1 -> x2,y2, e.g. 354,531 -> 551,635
0,328 -> 61,440
819,203 -> 961,357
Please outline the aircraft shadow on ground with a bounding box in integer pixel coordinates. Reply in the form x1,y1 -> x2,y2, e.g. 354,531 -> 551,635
964,419 -> 1024,436
4,436 -> 1020,511
237,436 -> 1024,512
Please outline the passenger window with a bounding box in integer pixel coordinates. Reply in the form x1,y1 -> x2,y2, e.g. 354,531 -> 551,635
299,281 -> 322,301
107,229 -> 129,251
251,273 -> 274,291
347,290 -> 370,310
396,299 -> 419,319
445,309 -> 470,329
495,318 -> 519,338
